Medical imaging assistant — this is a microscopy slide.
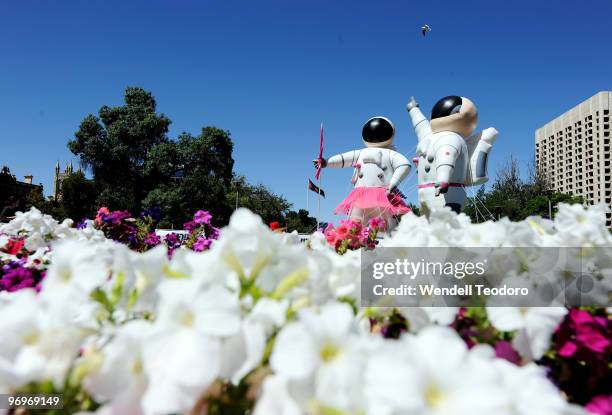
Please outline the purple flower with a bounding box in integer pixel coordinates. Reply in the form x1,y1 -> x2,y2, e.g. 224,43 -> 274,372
0,261 -> 43,292
183,220 -> 198,233
193,236 -> 213,252
164,233 -> 181,249
193,210 -> 212,225
494,341 -> 521,365
209,227 -> 220,240
107,210 -> 131,225
144,232 -> 161,247
75,219 -> 88,229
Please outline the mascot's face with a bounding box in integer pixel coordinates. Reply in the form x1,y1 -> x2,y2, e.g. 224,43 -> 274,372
430,96 -> 478,138
362,116 -> 395,148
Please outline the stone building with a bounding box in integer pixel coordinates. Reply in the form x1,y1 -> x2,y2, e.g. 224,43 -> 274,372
53,161 -> 81,201
0,166 -> 43,220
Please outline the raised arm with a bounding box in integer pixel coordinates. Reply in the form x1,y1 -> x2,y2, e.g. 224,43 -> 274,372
406,96 -> 432,144
313,150 -> 360,169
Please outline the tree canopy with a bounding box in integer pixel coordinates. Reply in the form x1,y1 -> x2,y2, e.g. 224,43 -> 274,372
464,156 -> 583,222
66,86 -> 303,227
68,87 -> 171,213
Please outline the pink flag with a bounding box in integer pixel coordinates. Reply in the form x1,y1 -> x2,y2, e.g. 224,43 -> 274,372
315,122 -> 324,180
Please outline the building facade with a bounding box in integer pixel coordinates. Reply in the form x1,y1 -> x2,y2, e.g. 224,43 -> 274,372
0,166 -> 43,221
53,161 -> 79,201
535,91 -> 611,226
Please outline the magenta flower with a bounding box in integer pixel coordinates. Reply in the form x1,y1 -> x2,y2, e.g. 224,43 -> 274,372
0,261 -> 44,292
494,341 -> 521,365
557,309 -> 610,359
586,395 -> 612,415
193,210 -> 212,225
368,216 -> 386,231
193,236 -> 213,252
144,232 -> 161,247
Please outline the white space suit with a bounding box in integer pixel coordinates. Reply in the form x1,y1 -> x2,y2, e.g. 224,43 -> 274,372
316,117 -> 411,229
407,96 -> 498,216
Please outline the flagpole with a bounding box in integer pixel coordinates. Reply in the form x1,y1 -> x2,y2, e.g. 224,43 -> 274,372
306,180 -> 309,212
317,122 -> 323,230
317,177 -> 321,230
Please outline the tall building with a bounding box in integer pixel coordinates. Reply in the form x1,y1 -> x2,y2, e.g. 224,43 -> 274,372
53,161 -> 81,201
535,91 -> 611,226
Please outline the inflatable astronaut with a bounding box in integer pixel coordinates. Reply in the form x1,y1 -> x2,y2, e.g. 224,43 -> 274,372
314,117 -> 411,229
406,96 -> 498,216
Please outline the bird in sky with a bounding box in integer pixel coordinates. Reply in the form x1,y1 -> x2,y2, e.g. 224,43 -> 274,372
421,24 -> 431,37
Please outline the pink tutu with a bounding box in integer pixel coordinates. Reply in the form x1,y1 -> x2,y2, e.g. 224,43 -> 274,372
334,186 -> 411,215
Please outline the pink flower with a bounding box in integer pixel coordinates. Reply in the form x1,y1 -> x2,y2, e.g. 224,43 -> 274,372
368,216 -> 386,231
193,210 -> 212,225
335,225 -> 349,237
586,395 -> 612,415
193,236 -> 213,252
95,207 -> 111,222
494,341 -> 521,365
557,309 -> 610,358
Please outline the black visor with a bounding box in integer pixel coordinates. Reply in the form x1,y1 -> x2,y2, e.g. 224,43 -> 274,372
431,96 -> 462,120
362,117 -> 394,143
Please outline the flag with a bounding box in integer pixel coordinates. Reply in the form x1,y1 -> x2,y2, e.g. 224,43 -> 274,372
315,123 -> 324,180
308,179 -> 325,198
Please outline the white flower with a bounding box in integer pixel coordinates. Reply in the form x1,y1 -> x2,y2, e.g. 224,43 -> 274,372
213,209 -> 333,306
141,281 -> 241,414
270,302 -> 365,412
0,289 -> 86,389
494,360 -> 569,415
129,245 -> 169,311
253,375 -> 302,415
84,321 -> 152,415
554,203 -> 610,244
457,220 -> 508,246
486,306 -> 567,360
224,298 -> 288,383
271,302 -> 355,380
40,239 -> 109,311
397,307 -> 459,332
365,326 -> 510,415
0,234 -> 8,250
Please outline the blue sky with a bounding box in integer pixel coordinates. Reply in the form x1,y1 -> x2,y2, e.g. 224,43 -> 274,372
1,0 -> 611,223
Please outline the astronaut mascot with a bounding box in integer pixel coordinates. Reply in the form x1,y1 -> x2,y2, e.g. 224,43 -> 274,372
406,95 -> 498,216
314,116 -> 411,230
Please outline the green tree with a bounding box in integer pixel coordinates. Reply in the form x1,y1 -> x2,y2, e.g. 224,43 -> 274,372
143,127 -> 235,227
68,87 -> 171,213
68,86 -> 290,228
60,171 -> 97,221
227,175 -> 291,225
464,156 -> 583,222
24,190 -> 66,220
285,209 -> 317,233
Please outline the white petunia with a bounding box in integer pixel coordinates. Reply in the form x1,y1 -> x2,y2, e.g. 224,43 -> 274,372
270,302 -> 365,412
486,306 -> 567,360
0,289 -> 87,389
84,321 -> 152,415
141,280 -> 241,414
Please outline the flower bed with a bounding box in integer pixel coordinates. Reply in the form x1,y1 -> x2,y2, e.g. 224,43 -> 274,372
0,204 -> 610,414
